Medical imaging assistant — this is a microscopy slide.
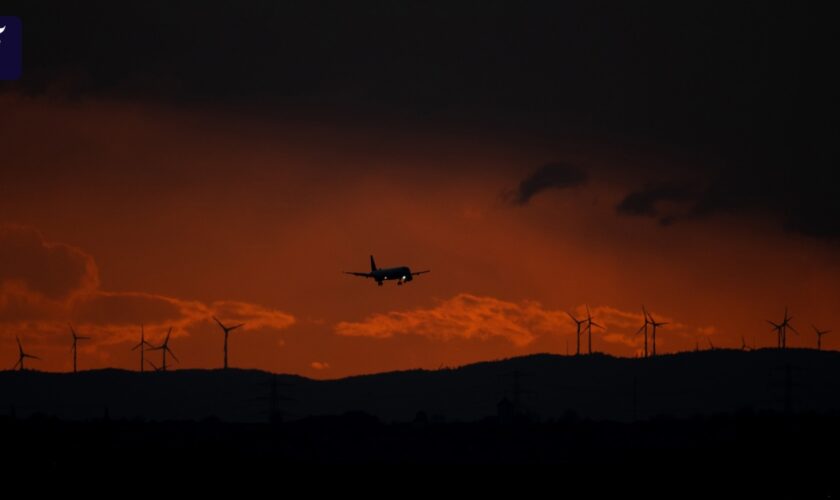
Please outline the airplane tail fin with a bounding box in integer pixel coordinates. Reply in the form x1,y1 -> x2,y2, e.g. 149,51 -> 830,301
370,255 -> 377,272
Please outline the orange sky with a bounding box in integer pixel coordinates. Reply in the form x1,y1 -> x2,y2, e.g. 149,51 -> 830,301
2,94 -> 839,378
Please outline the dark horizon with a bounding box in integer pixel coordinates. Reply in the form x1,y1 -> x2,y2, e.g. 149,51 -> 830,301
3,348 -> 838,423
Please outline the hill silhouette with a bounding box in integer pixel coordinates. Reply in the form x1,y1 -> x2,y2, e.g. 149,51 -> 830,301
1,349 -> 839,422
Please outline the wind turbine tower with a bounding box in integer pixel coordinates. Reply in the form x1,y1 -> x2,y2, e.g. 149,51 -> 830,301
69,324 -> 90,373
567,311 -> 585,356
585,305 -> 603,355
213,316 -> 245,369
131,324 -> 154,372
148,327 -> 178,371
812,325 -> 831,351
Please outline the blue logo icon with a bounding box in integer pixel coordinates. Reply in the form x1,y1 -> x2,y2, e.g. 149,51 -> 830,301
0,16 -> 22,80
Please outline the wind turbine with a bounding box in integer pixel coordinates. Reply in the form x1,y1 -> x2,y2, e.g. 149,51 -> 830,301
567,311 -> 586,356
212,316 -> 245,369
783,308 -> 799,348
767,320 -> 783,348
147,327 -> 178,371
131,324 -> 154,372
69,324 -> 90,373
812,325 -> 831,351
636,306 -> 652,358
13,337 -> 39,371
584,305 -> 603,355
647,309 -> 668,356
767,307 -> 798,349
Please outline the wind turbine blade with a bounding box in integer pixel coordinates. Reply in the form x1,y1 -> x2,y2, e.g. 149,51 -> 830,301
635,325 -> 645,335
788,325 -> 800,335
25,355 -> 40,360
590,321 -> 604,329
229,323 -> 245,332
131,342 -> 142,351
13,360 -> 21,370
566,312 -> 579,322
212,316 -> 227,330
167,348 -> 179,363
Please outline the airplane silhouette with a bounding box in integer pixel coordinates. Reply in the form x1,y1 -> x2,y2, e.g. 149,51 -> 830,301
344,255 -> 430,286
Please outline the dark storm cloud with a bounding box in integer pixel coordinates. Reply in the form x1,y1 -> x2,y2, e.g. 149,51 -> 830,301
2,1 -> 836,238
508,163 -> 588,205
618,169 -> 840,239
2,1 -> 812,140
616,183 -> 697,225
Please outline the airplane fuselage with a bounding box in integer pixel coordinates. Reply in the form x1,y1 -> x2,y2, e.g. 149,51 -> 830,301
373,266 -> 414,283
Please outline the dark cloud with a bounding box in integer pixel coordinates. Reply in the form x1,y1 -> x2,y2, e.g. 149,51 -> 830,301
0,225 -> 98,301
3,1 -> 836,239
2,2 -> 828,170
1,2 -> 821,145
616,183 -> 700,225
508,163 -> 588,205
618,169 -> 840,239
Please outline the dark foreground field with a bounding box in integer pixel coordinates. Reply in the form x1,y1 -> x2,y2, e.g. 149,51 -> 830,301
1,410 -> 839,500
1,410 -> 838,466
2,350 -> 840,493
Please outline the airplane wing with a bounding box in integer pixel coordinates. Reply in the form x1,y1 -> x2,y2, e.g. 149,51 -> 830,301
411,270 -> 431,276
344,272 -> 372,278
